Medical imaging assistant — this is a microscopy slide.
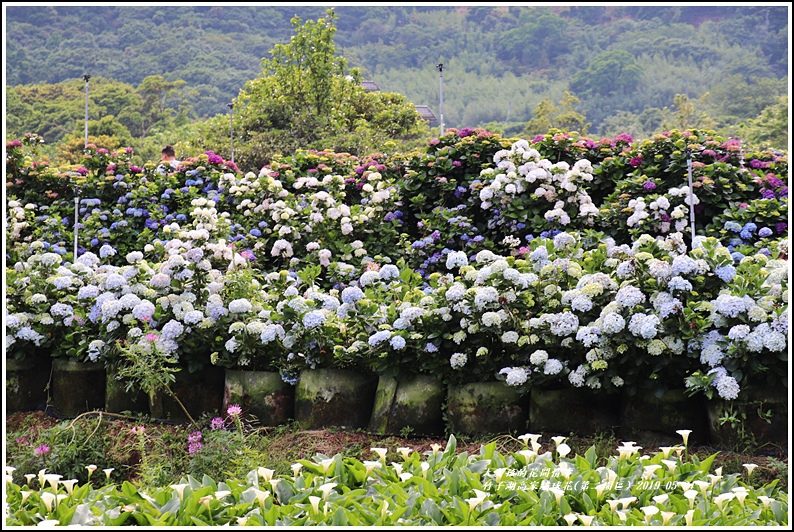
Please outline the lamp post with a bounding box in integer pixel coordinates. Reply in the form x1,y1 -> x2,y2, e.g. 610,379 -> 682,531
227,103 -> 235,164
437,63 -> 444,136
83,74 -> 91,149
685,148 -> 696,247
76,73 -> 90,260
73,187 -> 80,260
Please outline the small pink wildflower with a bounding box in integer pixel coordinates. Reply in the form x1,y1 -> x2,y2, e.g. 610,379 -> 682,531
34,444 -> 51,455
227,404 -> 242,418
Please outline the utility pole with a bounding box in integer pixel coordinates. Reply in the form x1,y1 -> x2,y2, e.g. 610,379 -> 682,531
437,63 -> 444,136
228,103 -> 235,164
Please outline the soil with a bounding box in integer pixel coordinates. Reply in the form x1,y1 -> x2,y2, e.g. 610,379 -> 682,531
5,410 -> 788,490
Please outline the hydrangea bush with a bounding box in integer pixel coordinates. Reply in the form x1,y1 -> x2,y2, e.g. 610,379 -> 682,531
4,127 -> 788,405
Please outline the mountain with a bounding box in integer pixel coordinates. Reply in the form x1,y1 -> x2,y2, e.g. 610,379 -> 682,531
5,5 -> 788,137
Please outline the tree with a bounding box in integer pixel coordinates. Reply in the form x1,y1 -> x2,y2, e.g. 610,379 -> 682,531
523,91 -> 590,137
570,50 -> 643,98
498,7 -> 569,69
660,94 -> 716,132
739,95 -> 788,151
135,75 -> 188,138
229,8 -> 426,170
554,91 -> 590,134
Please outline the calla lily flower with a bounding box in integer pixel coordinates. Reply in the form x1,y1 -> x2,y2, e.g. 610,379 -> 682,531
557,442 -> 571,458
257,467 -> 275,482
661,459 -> 677,473
363,460 -> 382,477
42,474 -> 62,491
693,480 -> 710,497
713,492 -> 735,511
308,495 -> 322,514
731,487 -> 748,506
370,447 -> 387,461
640,505 -> 659,524
40,491 -> 56,512
396,447 -> 413,460
558,462 -> 573,480
251,487 -> 269,506
676,430 -> 692,446
642,464 -> 662,480
319,458 -> 334,475
652,493 -> 669,506
170,483 -> 189,500
518,433 -> 541,447
757,495 -> 774,509
318,482 -> 337,499
465,489 -> 488,512
616,496 -> 637,510
684,489 -> 698,508
60,479 -> 79,495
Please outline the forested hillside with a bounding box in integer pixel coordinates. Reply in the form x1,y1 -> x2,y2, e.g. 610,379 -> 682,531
5,5 -> 789,163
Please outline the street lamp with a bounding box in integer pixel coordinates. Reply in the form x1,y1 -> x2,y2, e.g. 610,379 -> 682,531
685,148 -> 696,247
227,103 -> 235,164
437,63 -> 444,136
83,74 -> 91,149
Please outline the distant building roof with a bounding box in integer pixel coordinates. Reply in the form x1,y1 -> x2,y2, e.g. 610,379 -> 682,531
415,105 -> 437,122
361,80 -> 380,91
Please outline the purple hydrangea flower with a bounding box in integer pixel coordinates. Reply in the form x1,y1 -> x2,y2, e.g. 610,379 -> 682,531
642,180 -> 656,191
767,176 -> 785,189
629,156 -> 643,167
614,133 -> 634,144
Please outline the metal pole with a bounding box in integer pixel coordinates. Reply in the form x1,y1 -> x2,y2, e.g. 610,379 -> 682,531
686,149 -> 696,246
228,103 -> 235,164
437,63 -> 444,136
83,74 -> 91,149
74,188 -> 79,259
